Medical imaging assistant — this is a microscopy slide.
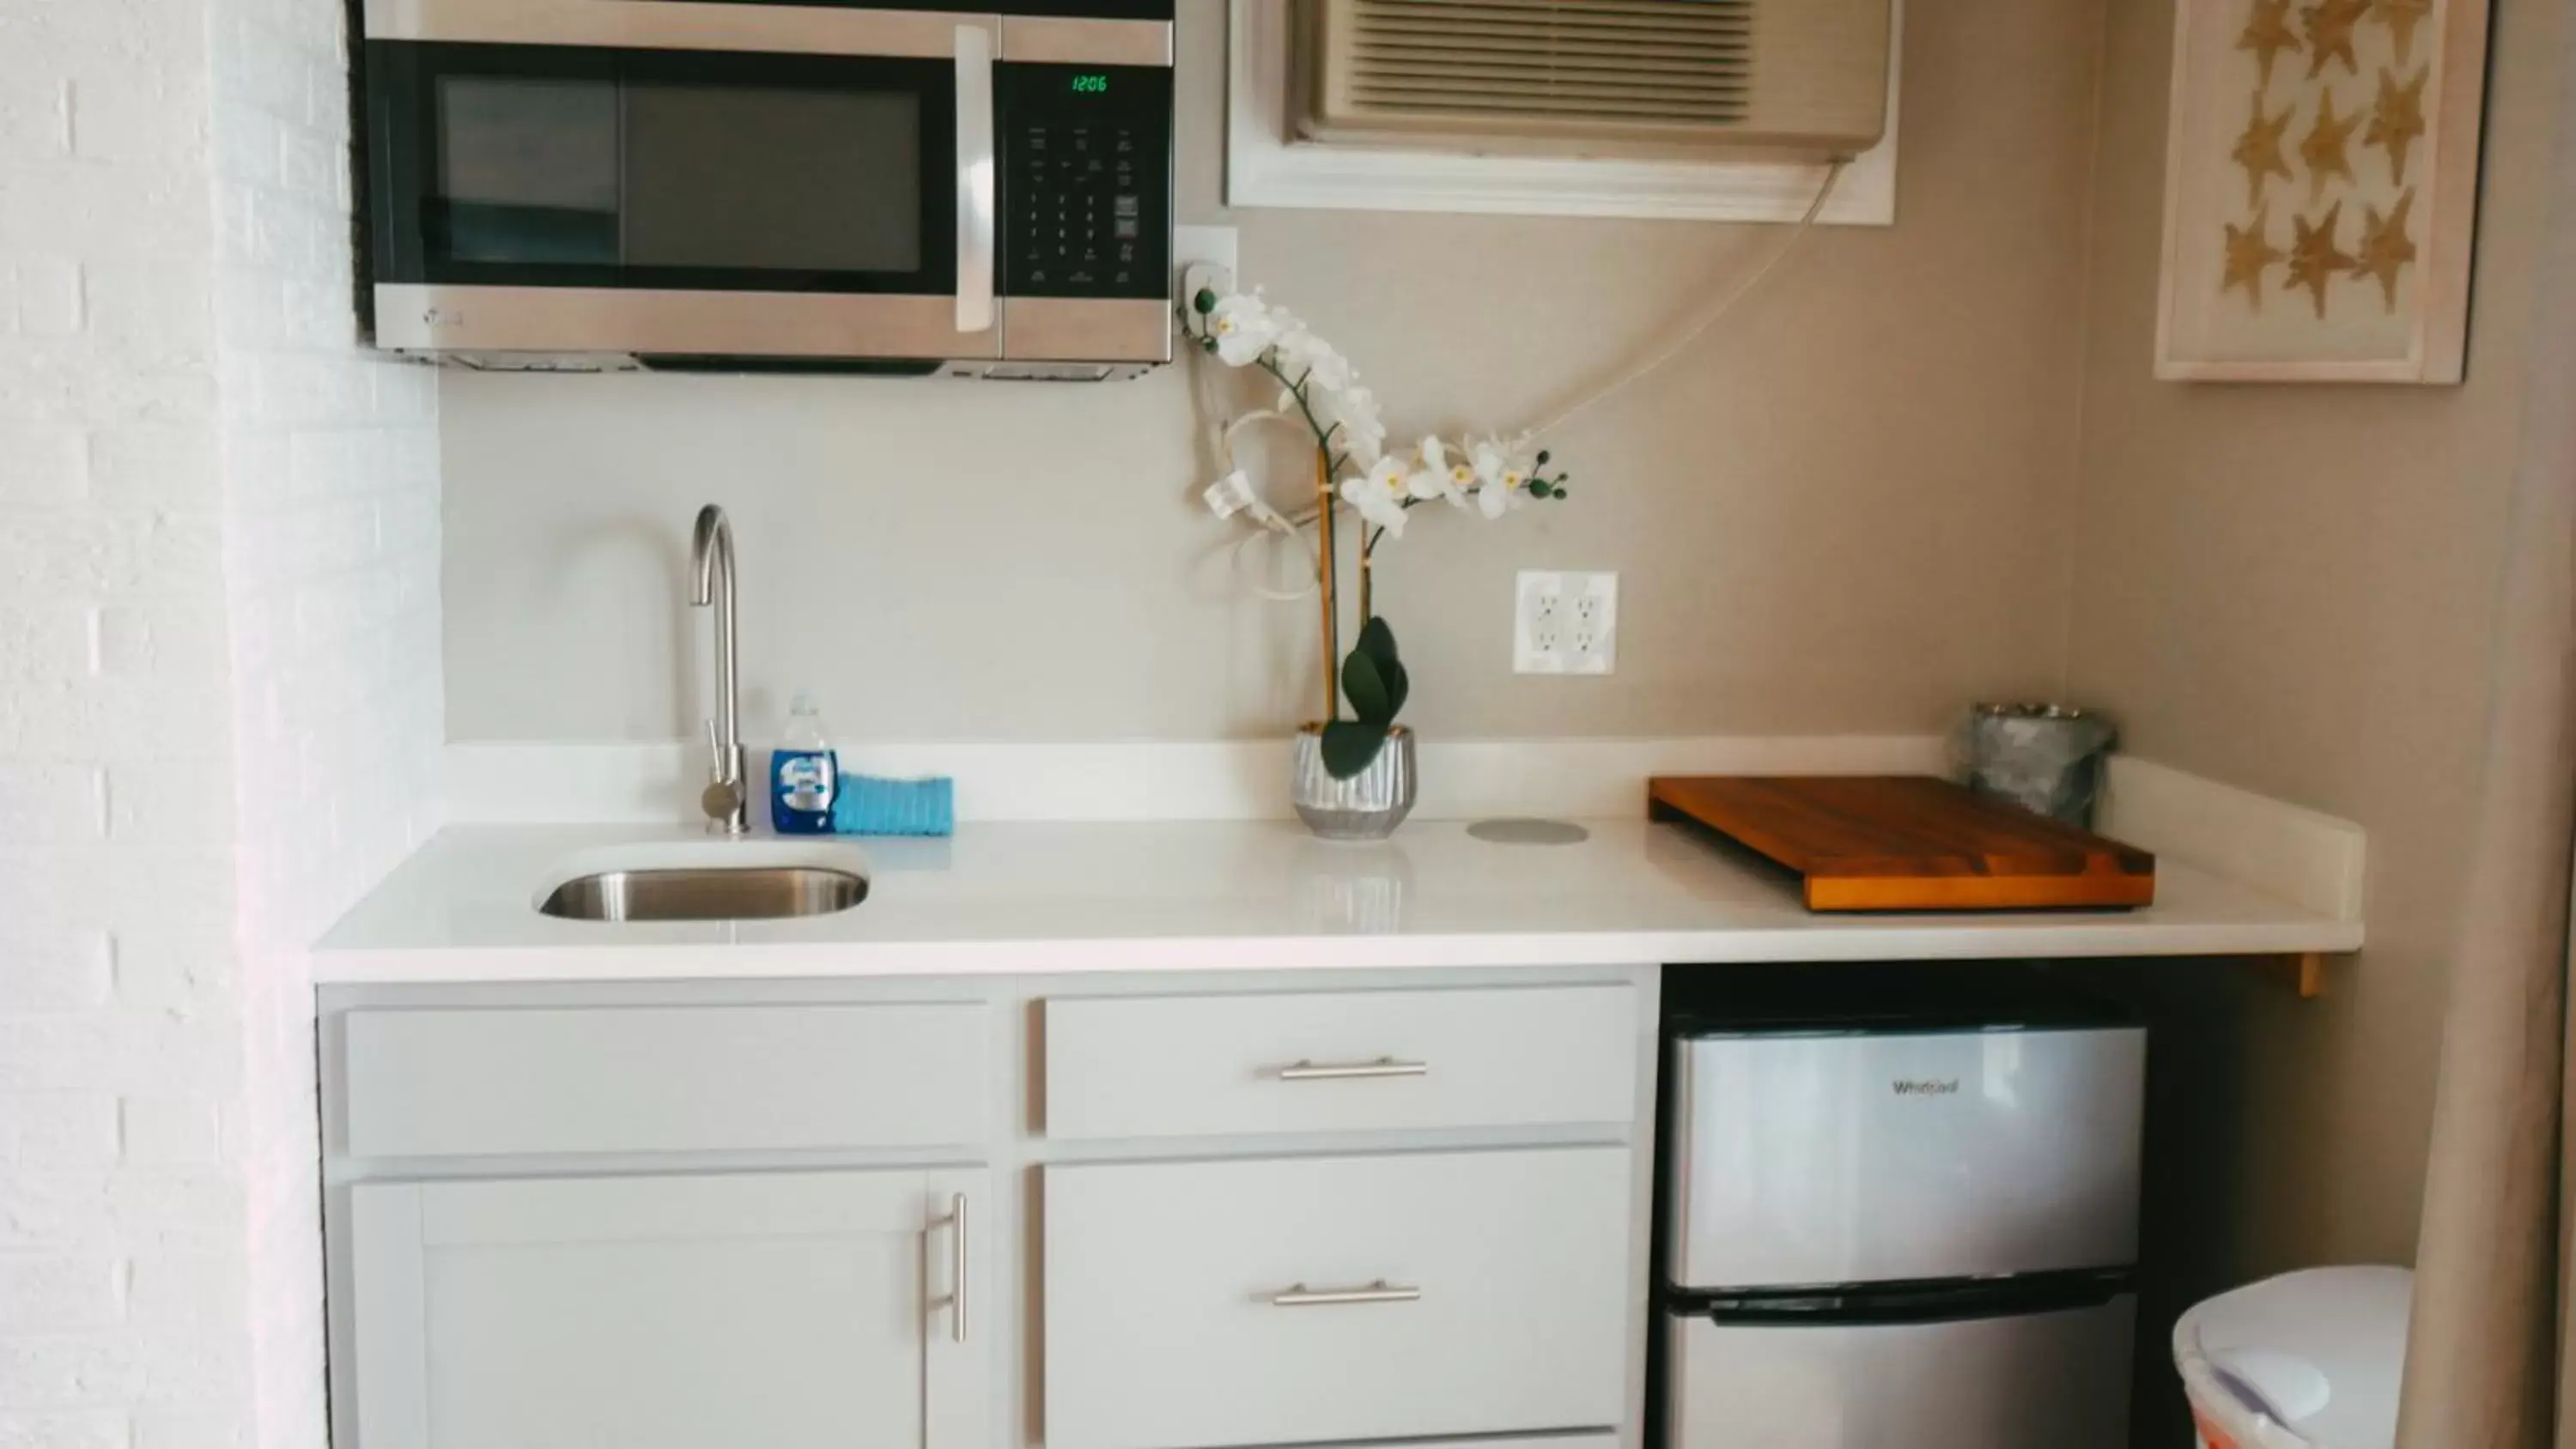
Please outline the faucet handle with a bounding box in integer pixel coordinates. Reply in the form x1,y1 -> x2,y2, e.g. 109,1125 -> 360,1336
702,718 -> 732,782
700,718 -> 747,830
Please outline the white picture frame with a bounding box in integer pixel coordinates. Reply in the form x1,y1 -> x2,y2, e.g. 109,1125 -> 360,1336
2154,0 -> 2490,383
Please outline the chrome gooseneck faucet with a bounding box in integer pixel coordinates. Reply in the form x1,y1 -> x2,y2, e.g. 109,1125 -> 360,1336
690,505 -> 748,836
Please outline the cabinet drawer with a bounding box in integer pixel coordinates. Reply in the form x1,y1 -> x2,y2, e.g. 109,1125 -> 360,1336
1043,1148 -> 1632,1449
341,1003 -> 987,1158
1043,985 -> 1637,1139
1665,1296 -> 2135,1449
1346,1440 -> 1613,1449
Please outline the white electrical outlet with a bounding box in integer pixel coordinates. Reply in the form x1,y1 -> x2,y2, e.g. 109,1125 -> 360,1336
1515,571 -> 1619,675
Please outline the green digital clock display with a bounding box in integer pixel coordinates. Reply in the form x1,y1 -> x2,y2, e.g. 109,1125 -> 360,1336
1070,73 -> 1110,94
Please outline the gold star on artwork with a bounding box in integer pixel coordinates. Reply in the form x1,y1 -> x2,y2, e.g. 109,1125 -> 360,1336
2232,89 -> 2297,206
2287,202 -> 2354,318
2302,0 -> 2369,76
2366,64 -> 2430,185
2222,204 -> 2285,309
2372,0 -> 2433,64
2349,187 -> 2418,310
2239,0 -> 2305,88
2300,84 -> 2362,200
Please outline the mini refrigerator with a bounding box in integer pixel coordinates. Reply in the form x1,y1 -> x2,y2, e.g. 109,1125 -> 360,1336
1660,979 -> 2147,1449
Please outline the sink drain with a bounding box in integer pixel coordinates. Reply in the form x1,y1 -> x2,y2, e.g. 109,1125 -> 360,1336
1466,818 -> 1591,846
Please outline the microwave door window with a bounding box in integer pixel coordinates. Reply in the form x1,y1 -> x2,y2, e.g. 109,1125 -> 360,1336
621,86 -> 922,274
434,76 -> 621,265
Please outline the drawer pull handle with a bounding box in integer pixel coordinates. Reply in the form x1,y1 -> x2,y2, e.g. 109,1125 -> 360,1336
1277,1057 -> 1430,1081
946,1192 -> 969,1344
1271,1280 -> 1424,1307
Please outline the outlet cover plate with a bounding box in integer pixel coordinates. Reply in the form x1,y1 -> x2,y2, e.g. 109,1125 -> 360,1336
1516,570 -> 1619,675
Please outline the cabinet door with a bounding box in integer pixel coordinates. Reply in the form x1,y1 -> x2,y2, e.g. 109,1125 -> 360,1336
347,1168 -> 985,1449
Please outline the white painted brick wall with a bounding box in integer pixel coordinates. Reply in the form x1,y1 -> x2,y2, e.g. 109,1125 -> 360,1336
210,0 -> 444,1440
0,2 -> 245,1444
2,0 -> 442,1445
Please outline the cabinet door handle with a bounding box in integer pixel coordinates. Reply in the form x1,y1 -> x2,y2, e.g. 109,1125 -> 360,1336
1276,1057 -> 1429,1081
1271,1280 -> 1424,1307
947,1192 -> 969,1343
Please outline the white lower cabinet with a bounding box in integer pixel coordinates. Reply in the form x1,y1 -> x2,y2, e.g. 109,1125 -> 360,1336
345,1167 -> 987,1449
323,971 -> 1661,1449
1043,1147 -> 1635,1449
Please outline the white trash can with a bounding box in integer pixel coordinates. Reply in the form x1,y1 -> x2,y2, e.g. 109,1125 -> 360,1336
2172,1266 -> 2412,1449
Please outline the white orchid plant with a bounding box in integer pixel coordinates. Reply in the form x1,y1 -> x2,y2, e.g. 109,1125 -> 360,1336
1186,285 -> 1569,779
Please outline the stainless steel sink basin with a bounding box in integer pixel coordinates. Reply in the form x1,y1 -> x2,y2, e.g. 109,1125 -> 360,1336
539,865 -> 869,923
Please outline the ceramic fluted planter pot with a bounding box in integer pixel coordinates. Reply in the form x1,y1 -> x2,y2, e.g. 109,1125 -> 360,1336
1289,724 -> 1417,840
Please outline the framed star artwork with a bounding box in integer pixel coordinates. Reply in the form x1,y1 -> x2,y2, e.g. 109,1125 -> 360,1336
2155,0 -> 2490,382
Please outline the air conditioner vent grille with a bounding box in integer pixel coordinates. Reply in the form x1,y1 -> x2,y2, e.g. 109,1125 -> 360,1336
1347,0 -> 1757,124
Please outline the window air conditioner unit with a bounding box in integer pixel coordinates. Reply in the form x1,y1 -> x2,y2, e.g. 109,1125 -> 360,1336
1296,0 -> 1893,162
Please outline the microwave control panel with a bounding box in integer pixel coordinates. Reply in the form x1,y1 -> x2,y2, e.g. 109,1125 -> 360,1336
999,63 -> 1174,300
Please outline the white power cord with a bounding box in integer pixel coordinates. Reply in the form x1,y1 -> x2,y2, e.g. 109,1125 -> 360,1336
1522,159 -> 1846,440
1188,156 -> 1847,584
1202,409 -> 1326,602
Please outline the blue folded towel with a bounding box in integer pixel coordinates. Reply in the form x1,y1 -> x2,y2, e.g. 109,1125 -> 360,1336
831,773 -> 954,837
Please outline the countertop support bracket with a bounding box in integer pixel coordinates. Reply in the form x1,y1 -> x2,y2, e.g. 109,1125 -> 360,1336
2267,951 -> 2332,999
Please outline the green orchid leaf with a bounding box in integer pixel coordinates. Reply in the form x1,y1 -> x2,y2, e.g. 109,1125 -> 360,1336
1321,720 -> 1391,779
1379,656 -> 1410,721
1342,646 -> 1392,725
1356,615 -> 1400,667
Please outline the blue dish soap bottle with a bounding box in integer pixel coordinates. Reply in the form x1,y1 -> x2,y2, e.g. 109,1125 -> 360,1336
771,691 -> 840,834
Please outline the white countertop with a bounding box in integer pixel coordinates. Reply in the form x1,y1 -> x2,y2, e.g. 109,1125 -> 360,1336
312,817 -> 2365,984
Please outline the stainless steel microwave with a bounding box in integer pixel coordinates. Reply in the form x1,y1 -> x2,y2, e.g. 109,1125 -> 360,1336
358,1 -> 1176,379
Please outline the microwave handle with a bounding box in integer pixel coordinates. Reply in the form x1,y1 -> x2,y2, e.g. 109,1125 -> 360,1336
954,24 -> 997,334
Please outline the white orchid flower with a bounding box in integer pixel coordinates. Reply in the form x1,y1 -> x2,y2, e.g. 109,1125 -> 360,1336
1446,441 -> 1482,500
1358,454 -> 1411,506
1274,327 -> 1352,393
1473,434 -> 1525,491
1467,435 -> 1537,518
1335,384 -> 1385,437
1476,473 -> 1526,519
1407,436 -> 1461,504
1317,385 -> 1386,470
1340,422 -> 1385,471
1339,459 -> 1411,537
1206,292 -> 1280,367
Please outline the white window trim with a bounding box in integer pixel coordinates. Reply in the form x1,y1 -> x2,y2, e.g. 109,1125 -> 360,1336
1224,0 -> 1903,226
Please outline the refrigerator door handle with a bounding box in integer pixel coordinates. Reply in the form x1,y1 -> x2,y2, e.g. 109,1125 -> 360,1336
1676,1267 -> 2132,1327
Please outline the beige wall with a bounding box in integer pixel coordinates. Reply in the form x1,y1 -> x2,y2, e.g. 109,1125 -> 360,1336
440,2 -> 2106,742
2068,0 -> 2560,1285
428,4 -> 2570,1430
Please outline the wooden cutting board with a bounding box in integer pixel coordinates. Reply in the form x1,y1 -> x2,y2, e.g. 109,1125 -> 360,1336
1647,774 -> 2156,912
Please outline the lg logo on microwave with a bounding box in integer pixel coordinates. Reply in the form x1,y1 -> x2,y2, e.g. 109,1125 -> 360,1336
1891,1078 -> 1961,1096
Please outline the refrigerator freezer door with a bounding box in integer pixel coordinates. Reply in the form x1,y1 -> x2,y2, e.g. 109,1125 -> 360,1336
1667,1025 -> 2144,1289
1664,1294 -> 2136,1449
